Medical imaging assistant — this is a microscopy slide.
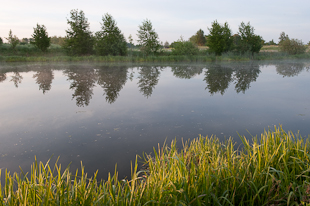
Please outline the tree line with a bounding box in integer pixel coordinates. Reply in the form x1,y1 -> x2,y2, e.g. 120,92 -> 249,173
0,9 -> 308,56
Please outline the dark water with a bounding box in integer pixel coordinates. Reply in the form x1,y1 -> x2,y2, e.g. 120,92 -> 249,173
0,60 -> 309,180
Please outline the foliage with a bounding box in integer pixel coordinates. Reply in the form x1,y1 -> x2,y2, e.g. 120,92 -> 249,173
1,126 -> 310,205
31,24 -> 51,52
163,41 -> 169,48
207,20 -> 233,56
128,34 -> 134,48
278,31 -> 289,45
171,37 -> 199,55
280,38 -> 306,55
189,29 -> 207,46
95,13 -> 127,56
137,19 -> 161,56
5,29 -> 19,50
265,39 -> 277,45
237,22 -> 263,56
0,37 -> 3,46
50,36 -> 66,46
64,9 -> 94,55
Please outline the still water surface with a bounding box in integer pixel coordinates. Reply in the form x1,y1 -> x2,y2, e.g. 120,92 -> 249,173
0,60 -> 309,180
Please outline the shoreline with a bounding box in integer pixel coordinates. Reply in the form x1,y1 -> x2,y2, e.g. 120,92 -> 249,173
1,52 -> 310,63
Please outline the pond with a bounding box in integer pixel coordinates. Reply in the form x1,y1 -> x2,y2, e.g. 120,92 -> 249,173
0,60 -> 309,180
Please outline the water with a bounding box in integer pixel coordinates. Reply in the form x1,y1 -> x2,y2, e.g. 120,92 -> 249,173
0,60 -> 309,180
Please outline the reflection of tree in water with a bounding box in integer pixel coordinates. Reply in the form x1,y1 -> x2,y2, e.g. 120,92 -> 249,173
138,66 -> 160,98
97,66 -> 128,104
204,65 -> 233,95
234,65 -> 260,93
10,72 -> 23,88
33,69 -> 54,94
0,73 -> 6,83
276,63 -> 305,77
171,66 -> 203,79
64,66 -> 97,107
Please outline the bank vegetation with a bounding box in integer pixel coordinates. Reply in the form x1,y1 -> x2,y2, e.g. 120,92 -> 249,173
1,126 -> 310,205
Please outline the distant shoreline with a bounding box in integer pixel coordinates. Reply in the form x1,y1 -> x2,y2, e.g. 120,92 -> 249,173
1,52 -> 310,63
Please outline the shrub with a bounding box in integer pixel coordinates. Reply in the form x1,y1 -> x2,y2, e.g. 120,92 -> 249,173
280,38 -> 306,55
171,38 -> 199,56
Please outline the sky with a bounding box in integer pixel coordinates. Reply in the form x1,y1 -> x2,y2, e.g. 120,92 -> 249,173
1,0 -> 310,44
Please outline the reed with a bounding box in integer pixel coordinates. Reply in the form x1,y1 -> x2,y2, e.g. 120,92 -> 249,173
0,126 -> 310,205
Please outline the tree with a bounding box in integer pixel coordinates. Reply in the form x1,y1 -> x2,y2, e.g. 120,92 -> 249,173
280,38 -> 306,55
278,32 -> 289,45
95,13 -> 127,56
31,24 -> 51,52
164,41 -> 169,48
5,30 -> 19,50
0,37 -> 3,46
128,34 -> 134,56
64,9 -> 94,55
206,20 -> 233,56
237,22 -> 263,56
137,19 -> 161,56
189,29 -> 206,46
171,36 -> 199,55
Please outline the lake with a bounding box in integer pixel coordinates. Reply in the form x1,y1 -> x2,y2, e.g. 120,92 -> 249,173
0,60 -> 309,180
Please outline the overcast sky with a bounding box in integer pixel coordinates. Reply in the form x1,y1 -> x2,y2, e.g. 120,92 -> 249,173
1,0 -> 309,44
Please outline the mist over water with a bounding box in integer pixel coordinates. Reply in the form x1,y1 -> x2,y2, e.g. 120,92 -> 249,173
0,60 -> 309,180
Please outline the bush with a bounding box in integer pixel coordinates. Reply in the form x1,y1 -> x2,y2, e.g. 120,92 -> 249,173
171,40 -> 199,56
280,38 -> 306,55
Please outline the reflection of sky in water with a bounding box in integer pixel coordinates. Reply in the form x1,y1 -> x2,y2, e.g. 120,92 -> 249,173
0,61 -> 309,180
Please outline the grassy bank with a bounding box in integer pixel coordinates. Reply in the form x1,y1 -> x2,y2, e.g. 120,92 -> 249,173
1,44 -> 310,63
1,126 -> 310,205
1,52 -> 310,63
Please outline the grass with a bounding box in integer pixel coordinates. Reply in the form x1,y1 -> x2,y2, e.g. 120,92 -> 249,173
1,126 -> 310,205
1,43 -> 310,63
261,45 -> 280,51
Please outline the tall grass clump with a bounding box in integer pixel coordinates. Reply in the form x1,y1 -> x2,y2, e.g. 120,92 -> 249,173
1,126 -> 310,205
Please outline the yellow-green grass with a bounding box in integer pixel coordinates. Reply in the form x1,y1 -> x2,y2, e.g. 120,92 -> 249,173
261,45 -> 280,51
1,126 -> 310,205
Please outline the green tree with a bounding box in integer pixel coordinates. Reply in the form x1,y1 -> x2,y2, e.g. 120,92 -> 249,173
0,37 -> 3,46
171,36 -> 199,55
206,20 -> 233,56
64,9 -> 94,55
95,13 -> 127,56
189,29 -> 206,46
280,38 -> 306,55
237,22 -> 263,56
164,41 -> 169,48
128,34 -> 134,56
278,32 -> 289,45
266,39 -> 276,45
31,24 -> 51,52
137,19 -> 161,56
5,30 -> 19,50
